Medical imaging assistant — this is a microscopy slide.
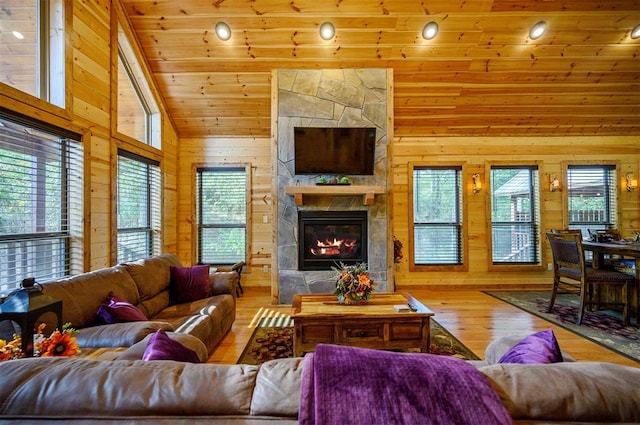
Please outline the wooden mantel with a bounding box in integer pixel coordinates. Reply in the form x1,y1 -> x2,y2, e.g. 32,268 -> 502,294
285,185 -> 385,206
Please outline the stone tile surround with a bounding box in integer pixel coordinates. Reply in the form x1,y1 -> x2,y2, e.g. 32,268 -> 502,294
275,69 -> 389,304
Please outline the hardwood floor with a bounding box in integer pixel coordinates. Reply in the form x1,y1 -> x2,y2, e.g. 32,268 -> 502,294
209,287 -> 639,368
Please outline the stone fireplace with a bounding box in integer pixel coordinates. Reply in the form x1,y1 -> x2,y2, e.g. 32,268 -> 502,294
298,210 -> 368,271
274,69 -> 390,304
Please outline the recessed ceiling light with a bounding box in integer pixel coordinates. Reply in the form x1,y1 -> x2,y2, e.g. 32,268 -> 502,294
215,22 -> 231,41
529,21 -> 547,40
319,22 -> 335,40
12,31 -> 24,40
631,24 -> 640,39
422,21 -> 439,40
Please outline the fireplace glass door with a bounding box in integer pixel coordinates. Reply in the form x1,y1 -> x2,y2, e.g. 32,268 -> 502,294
298,211 -> 367,271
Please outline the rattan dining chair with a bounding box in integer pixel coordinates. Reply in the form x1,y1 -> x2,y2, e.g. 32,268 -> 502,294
546,231 -> 635,326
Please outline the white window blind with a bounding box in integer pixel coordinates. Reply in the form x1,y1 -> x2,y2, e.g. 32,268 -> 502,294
0,112 -> 83,295
412,167 -> 463,265
117,151 -> 161,263
490,167 -> 540,264
568,165 -> 617,238
196,168 -> 247,265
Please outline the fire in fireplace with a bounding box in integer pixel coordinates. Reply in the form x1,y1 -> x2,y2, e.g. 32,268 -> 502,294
298,211 -> 367,271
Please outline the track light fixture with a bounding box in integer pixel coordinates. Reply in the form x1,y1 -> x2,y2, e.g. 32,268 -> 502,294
215,22 -> 231,41
529,21 -> 547,40
422,22 -> 439,40
319,22 -> 335,40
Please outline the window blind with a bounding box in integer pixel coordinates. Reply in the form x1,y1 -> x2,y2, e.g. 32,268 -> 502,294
567,165 -> 617,238
0,112 -> 83,295
490,167 -> 540,264
412,167 -> 462,265
196,167 -> 246,265
117,150 -> 161,263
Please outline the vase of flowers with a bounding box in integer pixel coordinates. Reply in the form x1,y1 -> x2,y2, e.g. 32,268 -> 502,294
35,323 -> 81,357
333,262 -> 376,305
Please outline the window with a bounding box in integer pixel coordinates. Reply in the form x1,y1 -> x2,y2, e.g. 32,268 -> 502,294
0,0 -> 65,107
412,166 -> 463,265
567,165 -> 617,237
196,167 -> 247,265
490,166 -> 540,264
116,25 -> 161,148
117,150 -> 161,263
0,111 -> 82,295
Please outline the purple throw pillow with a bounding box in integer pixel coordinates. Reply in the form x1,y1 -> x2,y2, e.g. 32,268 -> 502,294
96,292 -> 147,324
498,329 -> 564,364
142,329 -> 201,363
170,265 -> 211,302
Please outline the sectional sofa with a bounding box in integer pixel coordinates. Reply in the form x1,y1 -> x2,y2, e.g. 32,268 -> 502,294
0,342 -> 638,423
38,253 -> 238,360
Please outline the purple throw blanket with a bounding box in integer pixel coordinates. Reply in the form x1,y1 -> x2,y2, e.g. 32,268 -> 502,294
299,344 -> 513,425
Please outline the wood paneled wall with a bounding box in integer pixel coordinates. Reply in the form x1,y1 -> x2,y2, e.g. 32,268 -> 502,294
392,136 -> 640,288
0,0 -> 179,271
177,137 -> 273,285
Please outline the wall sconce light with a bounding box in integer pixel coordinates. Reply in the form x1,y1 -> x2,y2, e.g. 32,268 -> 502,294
529,21 -> 547,40
215,22 -> 231,41
422,21 -> 439,40
319,22 -> 335,40
549,175 -> 561,192
627,172 -> 638,192
472,174 -> 482,194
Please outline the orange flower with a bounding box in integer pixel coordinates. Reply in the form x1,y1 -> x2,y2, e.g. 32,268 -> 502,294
40,330 -> 80,357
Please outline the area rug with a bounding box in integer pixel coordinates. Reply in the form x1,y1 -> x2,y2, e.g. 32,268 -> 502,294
237,318 -> 479,365
485,290 -> 640,363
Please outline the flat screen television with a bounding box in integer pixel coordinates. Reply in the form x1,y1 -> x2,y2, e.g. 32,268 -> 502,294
294,127 -> 376,175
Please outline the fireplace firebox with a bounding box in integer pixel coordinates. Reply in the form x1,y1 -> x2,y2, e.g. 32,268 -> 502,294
298,211 -> 367,271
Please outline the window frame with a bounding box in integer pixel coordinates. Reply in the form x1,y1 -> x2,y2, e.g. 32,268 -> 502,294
486,162 -> 543,272
0,0 -> 71,113
563,161 -> 620,238
0,109 -> 83,295
113,7 -> 161,149
194,165 -> 251,267
408,162 -> 468,272
115,149 -> 162,263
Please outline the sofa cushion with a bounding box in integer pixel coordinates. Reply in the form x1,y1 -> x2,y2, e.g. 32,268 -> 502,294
0,358 -> 262,417
76,322 -> 174,348
123,254 -> 182,318
142,329 -> 201,363
42,265 -> 140,328
251,358 -> 304,417
170,265 -> 211,302
480,362 -> 640,422
117,331 -> 209,363
123,254 -> 181,301
97,292 -> 148,324
498,329 -> 563,364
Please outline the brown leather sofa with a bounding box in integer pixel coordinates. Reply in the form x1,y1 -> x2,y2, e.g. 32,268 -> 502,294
40,254 -> 238,359
0,354 -> 638,423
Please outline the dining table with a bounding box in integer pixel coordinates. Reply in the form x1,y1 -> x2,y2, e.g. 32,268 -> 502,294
582,239 -> 640,322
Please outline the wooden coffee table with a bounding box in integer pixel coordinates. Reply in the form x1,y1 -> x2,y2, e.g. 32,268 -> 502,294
291,292 -> 434,356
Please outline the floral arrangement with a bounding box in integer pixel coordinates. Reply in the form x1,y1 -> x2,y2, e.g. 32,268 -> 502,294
0,334 -> 25,361
35,323 -> 81,357
394,236 -> 404,263
0,322 -> 80,361
333,262 -> 376,305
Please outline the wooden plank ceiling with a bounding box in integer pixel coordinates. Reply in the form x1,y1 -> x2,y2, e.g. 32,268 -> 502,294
122,0 -> 640,138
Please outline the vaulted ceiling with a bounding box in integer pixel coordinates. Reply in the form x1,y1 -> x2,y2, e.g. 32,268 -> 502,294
122,0 -> 640,139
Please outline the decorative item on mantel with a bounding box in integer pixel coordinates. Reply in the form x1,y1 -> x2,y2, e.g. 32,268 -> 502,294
333,262 -> 377,305
317,175 -> 351,185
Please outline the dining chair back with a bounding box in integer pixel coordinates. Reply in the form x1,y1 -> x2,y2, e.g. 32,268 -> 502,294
546,231 -> 635,326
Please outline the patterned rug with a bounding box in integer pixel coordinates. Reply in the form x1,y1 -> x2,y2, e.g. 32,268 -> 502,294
485,290 -> 640,363
237,317 -> 479,365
